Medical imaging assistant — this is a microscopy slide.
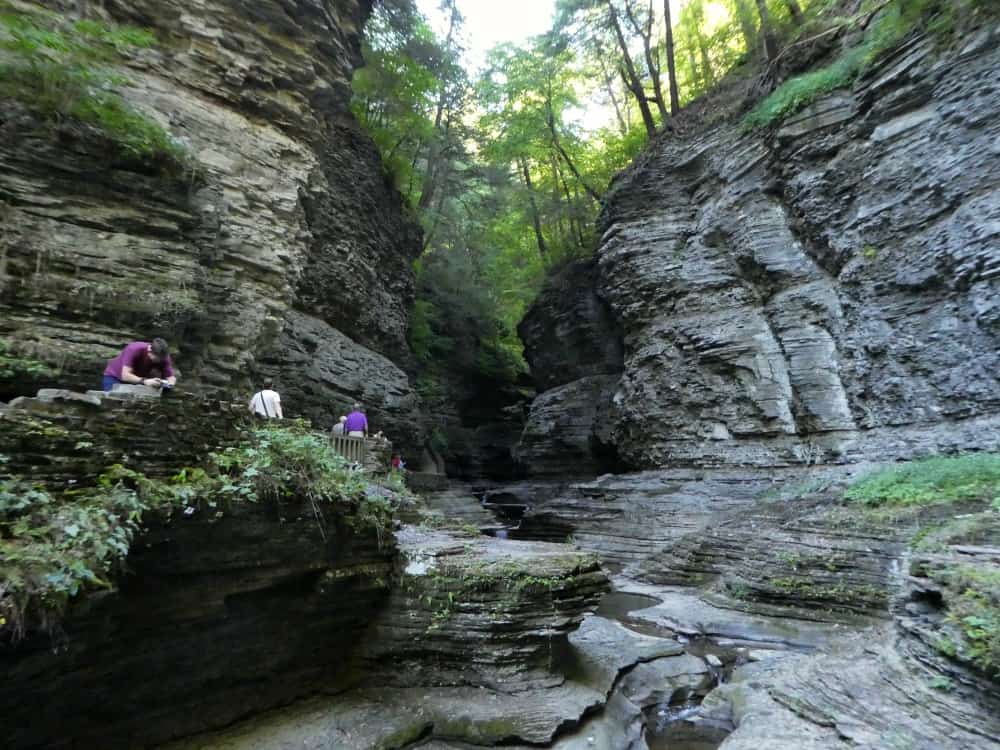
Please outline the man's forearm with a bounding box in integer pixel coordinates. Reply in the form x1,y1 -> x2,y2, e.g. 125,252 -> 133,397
120,368 -> 143,384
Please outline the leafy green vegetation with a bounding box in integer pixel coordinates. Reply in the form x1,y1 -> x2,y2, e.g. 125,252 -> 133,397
0,339 -> 57,382
0,10 -> 185,162
0,468 -> 148,639
844,454 -> 1000,508
927,675 -> 954,691
929,564 -> 1000,676
416,553 -> 598,631
744,0 -> 1000,129
0,424 -> 406,640
911,510 -> 1000,552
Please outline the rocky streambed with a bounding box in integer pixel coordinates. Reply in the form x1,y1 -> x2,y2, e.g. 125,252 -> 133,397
1,388 -> 997,748
144,471 -> 999,750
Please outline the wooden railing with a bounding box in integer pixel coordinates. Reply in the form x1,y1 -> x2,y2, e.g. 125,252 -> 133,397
329,434 -> 367,465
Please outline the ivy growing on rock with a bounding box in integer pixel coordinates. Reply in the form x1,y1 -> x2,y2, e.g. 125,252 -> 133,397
0,424 -> 409,641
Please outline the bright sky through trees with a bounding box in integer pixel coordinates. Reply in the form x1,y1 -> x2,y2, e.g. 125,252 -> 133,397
415,0 -> 557,71
412,0 -> 702,130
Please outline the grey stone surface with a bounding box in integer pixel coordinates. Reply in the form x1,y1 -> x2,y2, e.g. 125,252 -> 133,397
362,526 -> 609,690
521,31 -> 1000,470
0,0 -> 422,448
518,260 -> 623,392
514,374 -> 621,476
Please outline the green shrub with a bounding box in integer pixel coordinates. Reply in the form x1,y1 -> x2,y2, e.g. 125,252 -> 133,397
743,0 -> 998,130
0,11 -> 185,162
845,454 -> 1000,508
1,424 -> 404,640
212,422 -> 395,533
933,564 -> 1000,675
0,472 -> 147,639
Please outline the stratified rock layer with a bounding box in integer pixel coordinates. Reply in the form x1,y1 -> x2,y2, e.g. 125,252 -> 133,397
363,526 -> 609,690
4,500 -> 395,750
519,30 -> 1000,473
0,392 -> 396,750
0,0 -> 422,442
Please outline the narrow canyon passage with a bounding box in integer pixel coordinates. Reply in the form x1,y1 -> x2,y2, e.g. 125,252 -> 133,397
1,0 -> 998,748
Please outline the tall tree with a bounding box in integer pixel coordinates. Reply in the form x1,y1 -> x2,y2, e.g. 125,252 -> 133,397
622,0 -> 667,122
730,0 -> 758,51
605,0 -> 657,135
417,0 -> 464,212
518,156 -> 548,258
785,0 -> 804,25
662,0 -> 680,115
754,0 -> 779,59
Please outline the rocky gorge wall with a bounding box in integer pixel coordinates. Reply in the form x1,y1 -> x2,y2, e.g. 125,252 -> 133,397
0,389 -> 398,749
518,27 -> 1000,475
0,0 -> 423,447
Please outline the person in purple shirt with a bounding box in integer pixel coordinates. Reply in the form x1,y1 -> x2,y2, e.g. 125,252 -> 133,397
344,403 -> 368,437
103,338 -> 177,391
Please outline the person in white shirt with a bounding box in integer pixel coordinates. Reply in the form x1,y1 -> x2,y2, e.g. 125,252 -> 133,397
249,378 -> 283,419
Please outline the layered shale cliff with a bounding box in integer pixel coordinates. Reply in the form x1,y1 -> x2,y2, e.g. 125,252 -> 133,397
502,21 -> 1000,750
518,28 -> 1000,476
0,0 -> 423,446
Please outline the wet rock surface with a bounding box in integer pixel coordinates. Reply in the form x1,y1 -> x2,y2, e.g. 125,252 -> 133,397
363,526 -> 609,690
0,387 -> 247,482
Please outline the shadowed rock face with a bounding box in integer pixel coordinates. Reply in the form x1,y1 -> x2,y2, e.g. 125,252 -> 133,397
519,31 -> 1000,473
0,0 -> 422,442
0,390 -> 397,750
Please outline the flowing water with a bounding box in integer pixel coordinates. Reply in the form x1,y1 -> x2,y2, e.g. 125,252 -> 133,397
595,591 -> 735,749
645,701 -> 732,750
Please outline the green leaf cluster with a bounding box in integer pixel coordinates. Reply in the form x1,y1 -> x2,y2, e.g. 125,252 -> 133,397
0,424 -> 407,640
0,10 -> 185,162
844,454 -> 1000,509
931,564 -> 1000,676
0,339 -> 58,383
744,0 -> 1000,129
0,470 -> 146,640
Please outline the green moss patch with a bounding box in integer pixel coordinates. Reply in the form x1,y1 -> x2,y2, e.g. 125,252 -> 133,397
0,339 -> 57,383
744,0 -> 999,129
1,423 -> 407,641
0,11 -> 186,163
926,564 -> 1000,676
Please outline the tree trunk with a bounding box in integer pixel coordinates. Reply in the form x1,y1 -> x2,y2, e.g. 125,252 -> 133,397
686,43 -> 702,93
785,0 -> 804,25
559,171 -> 587,249
697,29 -> 715,87
663,0 -> 680,115
546,107 -> 602,202
606,0 -> 657,137
754,0 -> 779,60
595,45 -> 629,133
604,70 -> 629,133
518,157 -> 548,258
623,0 -> 668,122
417,0 -> 459,211
550,155 -> 567,244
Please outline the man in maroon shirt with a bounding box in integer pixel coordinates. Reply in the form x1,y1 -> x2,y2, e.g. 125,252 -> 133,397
102,338 -> 177,391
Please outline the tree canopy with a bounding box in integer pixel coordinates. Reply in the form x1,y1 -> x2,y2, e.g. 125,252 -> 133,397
351,0 -> 988,394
